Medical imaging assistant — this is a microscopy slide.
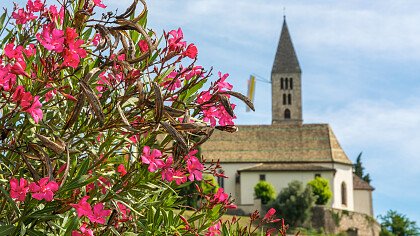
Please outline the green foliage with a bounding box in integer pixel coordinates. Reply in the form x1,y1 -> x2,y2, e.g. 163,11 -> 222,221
269,181 -> 316,228
354,152 -> 372,183
379,210 -> 420,236
254,181 -> 276,205
307,177 -> 332,205
202,174 -> 219,195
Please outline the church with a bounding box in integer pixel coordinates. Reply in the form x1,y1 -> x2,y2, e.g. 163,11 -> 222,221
201,18 -> 377,233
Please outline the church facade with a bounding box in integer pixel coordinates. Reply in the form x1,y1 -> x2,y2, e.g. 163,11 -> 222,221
201,18 -> 374,218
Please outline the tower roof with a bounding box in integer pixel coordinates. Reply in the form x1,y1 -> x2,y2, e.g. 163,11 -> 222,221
272,17 -> 301,74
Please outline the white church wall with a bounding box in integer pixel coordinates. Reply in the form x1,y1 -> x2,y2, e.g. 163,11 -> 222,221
326,163 -> 354,211
239,171 -> 334,205
354,189 -> 373,216
216,163 -> 259,204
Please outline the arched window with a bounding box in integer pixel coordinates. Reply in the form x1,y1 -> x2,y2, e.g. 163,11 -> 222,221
341,182 -> 347,206
290,78 -> 293,89
283,94 -> 287,105
285,78 -> 288,89
288,94 -> 292,105
281,78 -> 284,90
284,109 -> 291,119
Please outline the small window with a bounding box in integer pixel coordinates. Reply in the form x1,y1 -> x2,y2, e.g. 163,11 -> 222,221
284,109 -> 291,119
315,173 -> 321,178
281,78 -> 284,90
285,78 -> 288,89
217,170 -> 225,188
341,182 -> 347,206
283,94 -> 287,105
217,176 -> 225,188
288,94 -> 292,105
259,174 -> 266,181
290,78 -> 293,89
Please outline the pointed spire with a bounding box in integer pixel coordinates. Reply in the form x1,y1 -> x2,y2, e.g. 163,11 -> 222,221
272,18 -> 301,74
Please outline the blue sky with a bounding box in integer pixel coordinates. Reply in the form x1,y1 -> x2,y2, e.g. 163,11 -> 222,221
8,0 -> 420,224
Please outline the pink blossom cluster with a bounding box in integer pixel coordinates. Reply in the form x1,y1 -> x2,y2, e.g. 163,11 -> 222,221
36,25 -> 87,68
197,72 -> 236,126
141,147 -> 204,185
160,65 -> 204,91
70,196 -> 111,235
10,177 -> 59,202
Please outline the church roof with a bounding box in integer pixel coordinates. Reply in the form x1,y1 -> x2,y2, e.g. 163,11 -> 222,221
201,124 -> 352,165
272,18 -> 301,74
353,174 -> 375,191
238,163 -> 335,172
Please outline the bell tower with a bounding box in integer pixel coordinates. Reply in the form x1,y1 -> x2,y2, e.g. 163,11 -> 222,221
271,17 -> 302,125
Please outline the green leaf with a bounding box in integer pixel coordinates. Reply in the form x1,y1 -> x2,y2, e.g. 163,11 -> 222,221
0,12 -> 7,30
0,186 -> 21,215
121,233 -> 137,236
64,216 -> 78,236
0,225 -> 16,236
59,175 -> 98,193
27,229 -> 45,236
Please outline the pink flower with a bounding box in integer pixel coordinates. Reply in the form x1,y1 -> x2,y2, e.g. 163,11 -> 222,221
183,43 -> 198,59
48,5 -> 64,24
92,33 -> 101,46
263,208 -> 276,220
93,0 -> 107,8
167,28 -> 186,51
36,23 -> 65,53
186,150 -> 204,181
12,8 -> 36,25
23,95 -> 43,124
173,169 -> 187,185
141,146 -> 164,172
213,188 -> 228,204
216,72 -> 233,92
71,196 -> 93,218
266,228 -> 277,236
161,156 -> 174,182
161,71 -> 181,91
0,66 -> 16,91
72,223 -> 94,236
29,177 -> 59,201
185,66 -> 203,80
205,221 -> 221,236
138,39 -> 149,52
117,164 -> 127,177
10,178 -> 29,202
87,203 -> 111,224
27,0 -> 44,12
62,28 -> 87,68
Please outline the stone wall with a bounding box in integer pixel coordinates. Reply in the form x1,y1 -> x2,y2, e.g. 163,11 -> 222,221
312,206 -> 380,236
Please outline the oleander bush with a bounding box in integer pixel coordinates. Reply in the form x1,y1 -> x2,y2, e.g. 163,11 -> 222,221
0,0 -> 293,235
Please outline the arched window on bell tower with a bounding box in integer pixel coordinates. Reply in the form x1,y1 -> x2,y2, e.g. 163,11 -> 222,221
288,94 -> 292,105
290,78 -> 293,89
284,109 -> 291,119
281,78 -> 284,90
341,182 -> 347,206
285,78 -> 288,89
283,94 -> 287,105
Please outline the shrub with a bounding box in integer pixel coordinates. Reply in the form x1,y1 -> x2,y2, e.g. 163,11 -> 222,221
307,177 -> 332,205
0,0 -> 295,235
269,180 -> 316,228
379,210 -> 420,236
254,180 -> 276,204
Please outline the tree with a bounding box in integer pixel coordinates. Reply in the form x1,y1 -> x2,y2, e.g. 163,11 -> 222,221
354,152 -> 372,183
0,0 -> 294,235
379,210 -> 420,236
254,180 -> 276,204
307,177 -> 332,205
269,181 -> 316,228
